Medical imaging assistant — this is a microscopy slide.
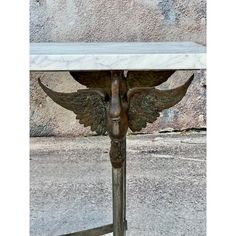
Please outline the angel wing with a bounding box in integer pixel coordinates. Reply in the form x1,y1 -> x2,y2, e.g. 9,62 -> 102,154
70,71 -> 111,95
38,79 -> 107,135
127,75 -> 194,132
70,70 -> 175,91
126,70 -> 175,88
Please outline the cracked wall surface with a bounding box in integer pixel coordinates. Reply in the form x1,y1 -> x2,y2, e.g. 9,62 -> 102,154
30,0 -> 206,136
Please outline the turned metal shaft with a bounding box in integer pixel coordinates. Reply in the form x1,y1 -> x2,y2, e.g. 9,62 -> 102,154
123,154 -> 127,236
108,71 -> 128,236
111,139 -> 126,236
112,165 -> 124,236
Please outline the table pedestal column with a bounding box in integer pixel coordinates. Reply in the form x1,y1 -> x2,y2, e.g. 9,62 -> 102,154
110,139 -> 127,236
38,69 -> 194,236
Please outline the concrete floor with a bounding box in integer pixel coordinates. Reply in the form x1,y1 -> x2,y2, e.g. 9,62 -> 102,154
30,131 -> 206,236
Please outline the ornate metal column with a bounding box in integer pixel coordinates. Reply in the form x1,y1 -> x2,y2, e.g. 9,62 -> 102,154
38,70 -> 194,236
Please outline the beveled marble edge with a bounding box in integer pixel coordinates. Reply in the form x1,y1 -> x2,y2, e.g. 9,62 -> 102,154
30,42 -> 206,55
30,42 -> 206,70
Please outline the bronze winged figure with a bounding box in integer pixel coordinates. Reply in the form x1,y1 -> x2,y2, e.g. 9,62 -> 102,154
38,70 -> 193,140
38,69 -> 194,233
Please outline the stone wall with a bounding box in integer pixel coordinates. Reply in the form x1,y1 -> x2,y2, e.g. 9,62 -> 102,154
30,0 -> 206,136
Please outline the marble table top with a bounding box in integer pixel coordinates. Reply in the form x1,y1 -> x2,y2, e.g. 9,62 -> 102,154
30,42 -> 206,71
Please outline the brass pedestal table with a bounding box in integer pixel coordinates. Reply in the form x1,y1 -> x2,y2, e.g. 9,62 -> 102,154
30,42 -> 206,236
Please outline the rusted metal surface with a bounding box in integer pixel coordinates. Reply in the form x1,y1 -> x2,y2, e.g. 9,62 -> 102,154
38,70 -> 194,236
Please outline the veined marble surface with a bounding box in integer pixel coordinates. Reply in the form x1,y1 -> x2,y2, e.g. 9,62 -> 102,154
30,42 -> 206,71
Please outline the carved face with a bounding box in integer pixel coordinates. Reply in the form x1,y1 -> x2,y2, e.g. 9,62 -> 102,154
106,73 -> 128,140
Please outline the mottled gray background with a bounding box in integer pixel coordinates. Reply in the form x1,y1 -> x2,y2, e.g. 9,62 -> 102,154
30,0 -> 206,137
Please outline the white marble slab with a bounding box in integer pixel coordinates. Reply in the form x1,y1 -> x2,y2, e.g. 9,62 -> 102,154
30,42 -> 206,71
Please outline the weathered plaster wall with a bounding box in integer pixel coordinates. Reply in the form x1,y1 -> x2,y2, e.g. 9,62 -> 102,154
30,0 -> 206,136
